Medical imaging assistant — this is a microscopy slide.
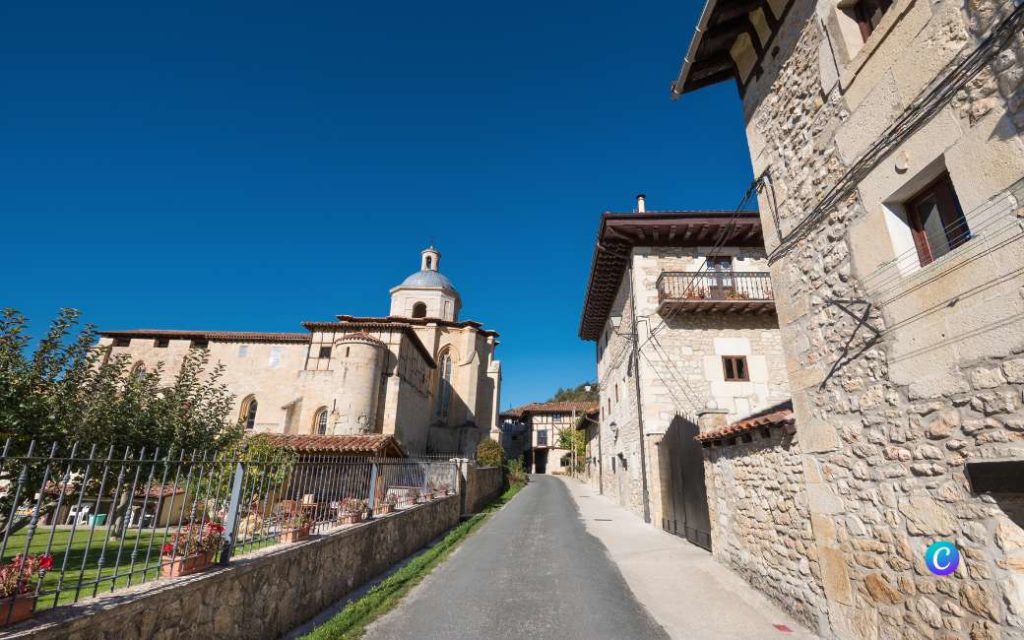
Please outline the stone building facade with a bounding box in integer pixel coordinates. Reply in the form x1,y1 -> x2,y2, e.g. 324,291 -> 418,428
674,0 -> 1024,637
579,204 -> 792,545
99,247 -> 502,456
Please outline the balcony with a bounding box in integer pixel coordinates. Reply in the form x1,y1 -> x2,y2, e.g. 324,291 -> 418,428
657,271 -> 775,315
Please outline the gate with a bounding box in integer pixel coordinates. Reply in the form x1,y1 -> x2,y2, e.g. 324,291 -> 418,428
662,416 -> 712,551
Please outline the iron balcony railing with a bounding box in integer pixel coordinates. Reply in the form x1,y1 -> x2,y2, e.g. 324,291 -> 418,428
0,440 -> 459,621
657,271 -> 774,303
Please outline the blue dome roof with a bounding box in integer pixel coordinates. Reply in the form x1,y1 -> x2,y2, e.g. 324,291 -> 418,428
399,270 -> 457,291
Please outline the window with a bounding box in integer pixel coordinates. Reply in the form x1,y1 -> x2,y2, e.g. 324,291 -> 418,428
269,346 -> 282,368
614,384 -> 619,403
319,346 -> 332,359
852,0 -> 893,41
905,173 -> 969,267
190,339 -> 208,350
314,407 -> 329,435
426,256 -> 433,269
722,356 -> 749,381
131,362 -> 147,381
240,396 -> 258,430
155,338 -> 170,348
238,345 -> 248,358
112,337 -> 131,347
435,350 -> 454,420
412,302 -> 427,319
537,430 -> 548,447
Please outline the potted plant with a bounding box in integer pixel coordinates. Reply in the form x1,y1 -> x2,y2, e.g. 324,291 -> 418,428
0,553 -> 52,627
376,493 -> 398,515
408,488 -> 423,504
161,521 -> 225,578
337,498 -> 367,525
279,513 -> 311,543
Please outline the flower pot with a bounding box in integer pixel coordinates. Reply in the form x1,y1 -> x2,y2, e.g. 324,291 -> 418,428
376,504 -> 394,515
161,552 -> 215,578
280,523 -> 311,543
338,513 -> 362,525
0,595 -> 35,628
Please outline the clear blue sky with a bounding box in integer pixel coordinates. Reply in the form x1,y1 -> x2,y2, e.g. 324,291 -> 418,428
1,1 -> 753,409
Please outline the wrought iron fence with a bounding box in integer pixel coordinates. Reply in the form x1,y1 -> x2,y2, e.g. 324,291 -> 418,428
657,271 -> 774,302
0,440 -> 459,623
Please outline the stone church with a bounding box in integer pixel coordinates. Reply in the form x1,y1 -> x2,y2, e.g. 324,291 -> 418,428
98,246 -> 502,456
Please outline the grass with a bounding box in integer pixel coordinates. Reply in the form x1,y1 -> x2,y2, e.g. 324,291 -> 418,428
3,527 -> 165,611
302,481 -> 527,640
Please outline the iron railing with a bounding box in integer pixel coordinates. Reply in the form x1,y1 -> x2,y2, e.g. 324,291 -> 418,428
657,271 -> 774,302
0,440 -> 458,622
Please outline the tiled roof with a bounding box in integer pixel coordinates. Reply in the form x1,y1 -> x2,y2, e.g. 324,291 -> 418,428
101,329 -> 310,344
134,484 -> 187,498
254,433 -> 406,457
501,401 -> 599,419
336,332 -> 387,347
302,321 -> 437,368
696,400 -> 795,443
335,315 -> 499,338
578,210 -> 763,341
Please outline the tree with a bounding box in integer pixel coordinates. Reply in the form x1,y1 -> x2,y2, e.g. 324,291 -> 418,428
476,439 -> 505,468
0,308 -> 242,535
556,427 -> 586,474
547,382 -> 599,403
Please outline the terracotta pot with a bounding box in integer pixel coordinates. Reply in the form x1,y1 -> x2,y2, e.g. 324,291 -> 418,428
377,504 -> 394,515
0,595 -> 35,628
280,523 -> 311,543
161,552 -> 215,578
338,513 -> 363,525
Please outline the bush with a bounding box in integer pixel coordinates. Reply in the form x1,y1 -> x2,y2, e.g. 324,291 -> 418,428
506,458 -> 528,486
476,439 -> 504,468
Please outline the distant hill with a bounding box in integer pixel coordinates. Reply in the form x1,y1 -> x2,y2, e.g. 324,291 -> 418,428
547,382 -> 599,403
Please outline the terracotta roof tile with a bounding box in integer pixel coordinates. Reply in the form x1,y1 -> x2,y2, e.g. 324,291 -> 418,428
253,433 -> 406,457
101,329 -> 309,344
696,400 -> 795,443
501,401 -> 599,419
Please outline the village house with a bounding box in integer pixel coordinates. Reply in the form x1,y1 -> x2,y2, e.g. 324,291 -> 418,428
578,200 -> 791,548
499,401 -> 597,474
97,247 -> 503,457
672,0 -> 1024,637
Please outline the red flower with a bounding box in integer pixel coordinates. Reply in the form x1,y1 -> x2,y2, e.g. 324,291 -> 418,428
206,523 -> 225,534
38,554 -> 53,572
162,543 -> 174,555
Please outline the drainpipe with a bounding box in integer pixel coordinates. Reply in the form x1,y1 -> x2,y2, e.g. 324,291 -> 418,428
627,258 -> 652,524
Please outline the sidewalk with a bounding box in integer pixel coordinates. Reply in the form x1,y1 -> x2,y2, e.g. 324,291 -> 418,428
561,476 -> 819,640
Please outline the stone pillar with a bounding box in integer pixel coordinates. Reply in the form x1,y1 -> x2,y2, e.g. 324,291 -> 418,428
696,409 -> 730,436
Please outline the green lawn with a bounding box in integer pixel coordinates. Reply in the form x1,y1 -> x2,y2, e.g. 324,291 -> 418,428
4,527 -> 171,610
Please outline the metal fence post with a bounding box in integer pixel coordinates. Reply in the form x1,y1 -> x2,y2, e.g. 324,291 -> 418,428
221,460 -> 246,565
367,462 -> 378,518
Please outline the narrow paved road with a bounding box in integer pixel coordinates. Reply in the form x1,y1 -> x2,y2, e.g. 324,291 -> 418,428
363,475 -> 669,640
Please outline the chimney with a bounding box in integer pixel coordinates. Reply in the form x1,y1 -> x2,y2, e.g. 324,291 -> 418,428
636,193 -> 646,213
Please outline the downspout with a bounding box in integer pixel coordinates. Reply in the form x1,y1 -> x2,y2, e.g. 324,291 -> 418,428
627,258 -> 652,524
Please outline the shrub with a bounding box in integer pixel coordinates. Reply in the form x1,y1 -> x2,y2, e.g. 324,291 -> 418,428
506,458 -> 528,486
476,439 -> 504,468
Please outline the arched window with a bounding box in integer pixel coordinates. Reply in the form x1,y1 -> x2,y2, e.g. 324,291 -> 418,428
435,349 -> 453,420
412,302 -> 427,318
240,396 -> 258,430
131,361 -> 147,381
314,407 -> 329,435
426,256 -> 433,269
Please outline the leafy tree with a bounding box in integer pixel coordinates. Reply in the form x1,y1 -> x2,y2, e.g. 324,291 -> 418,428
547,382 -> 599,403
556,427 -> 586,474
0,308 -> 242,535
476,438 -> 504,468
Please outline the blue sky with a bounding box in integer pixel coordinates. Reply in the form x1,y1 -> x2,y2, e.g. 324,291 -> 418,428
1,1 -> 753,408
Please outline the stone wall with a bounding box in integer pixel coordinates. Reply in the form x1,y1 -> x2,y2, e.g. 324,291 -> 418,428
9,497 -> 461,640
703,429 -> 828,634
734,0 -> 1024,637
461,464 -> 504,515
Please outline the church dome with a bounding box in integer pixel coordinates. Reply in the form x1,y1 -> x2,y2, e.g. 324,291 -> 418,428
400,269 -> 457,291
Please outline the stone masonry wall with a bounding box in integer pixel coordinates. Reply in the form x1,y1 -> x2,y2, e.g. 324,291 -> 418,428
735,0 -> 1024,637
9,497 -> 461,640
704,431 -> 828,633
462,464 -> 503,515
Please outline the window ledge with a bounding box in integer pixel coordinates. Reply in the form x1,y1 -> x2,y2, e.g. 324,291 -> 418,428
839,0 -> 918,91
887,235 -> 978,294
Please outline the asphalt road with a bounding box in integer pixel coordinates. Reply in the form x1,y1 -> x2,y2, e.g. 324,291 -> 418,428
362,475 -> 669,640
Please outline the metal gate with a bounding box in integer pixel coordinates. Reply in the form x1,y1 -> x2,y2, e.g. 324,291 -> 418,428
662,417 -> 712,551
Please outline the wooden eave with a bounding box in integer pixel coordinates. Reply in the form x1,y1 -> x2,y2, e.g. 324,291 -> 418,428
578,211 -> 762,341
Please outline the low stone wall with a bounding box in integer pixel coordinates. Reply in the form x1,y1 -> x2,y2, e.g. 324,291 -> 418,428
462,465 -> 503,515
703,431 -> 828,635
9,496 -> 461,640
